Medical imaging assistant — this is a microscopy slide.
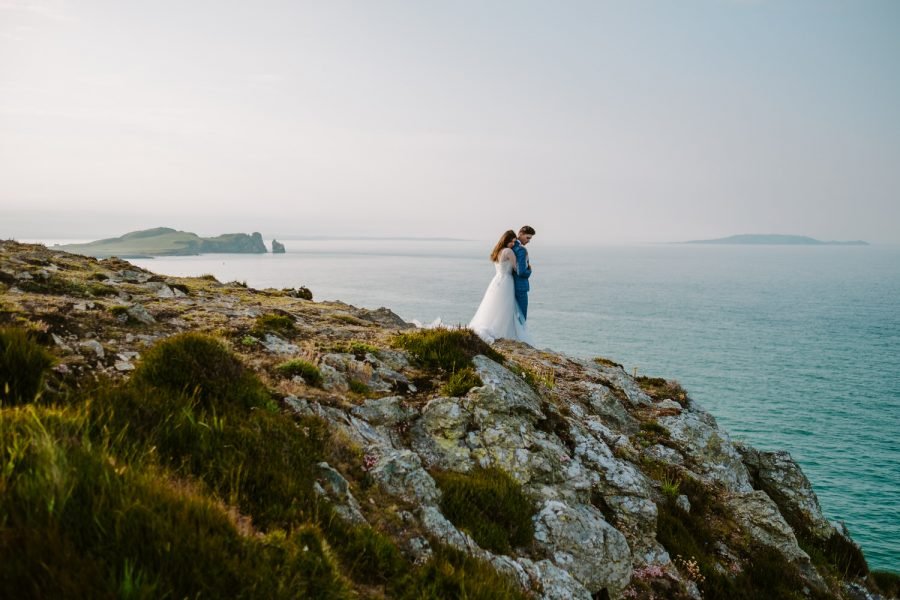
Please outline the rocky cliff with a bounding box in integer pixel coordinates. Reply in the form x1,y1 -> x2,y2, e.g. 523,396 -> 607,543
0,240 -> 895,600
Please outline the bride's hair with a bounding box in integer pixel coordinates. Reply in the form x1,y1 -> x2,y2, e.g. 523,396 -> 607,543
490,230 -> 517,262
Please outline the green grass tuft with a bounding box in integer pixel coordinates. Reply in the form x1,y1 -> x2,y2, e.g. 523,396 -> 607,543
393,328 -> 503,372
432,467 -> 535,555
0,327 -> 54,406
440,367 -> 482,397
275,359 -> 323,387
132,332 -> 272,412
253,313 -> 295,336
347,379 -> 370,395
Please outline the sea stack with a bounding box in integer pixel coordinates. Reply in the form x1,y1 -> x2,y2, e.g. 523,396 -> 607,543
272,239 -> 286,254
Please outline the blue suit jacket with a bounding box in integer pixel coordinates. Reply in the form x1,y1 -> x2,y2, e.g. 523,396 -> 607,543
512,240 -> 531,292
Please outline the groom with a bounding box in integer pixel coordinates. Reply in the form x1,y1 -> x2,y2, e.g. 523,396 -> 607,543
512,225 -> 535,320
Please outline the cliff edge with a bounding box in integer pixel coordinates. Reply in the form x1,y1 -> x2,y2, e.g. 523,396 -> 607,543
0,240 -> 895,600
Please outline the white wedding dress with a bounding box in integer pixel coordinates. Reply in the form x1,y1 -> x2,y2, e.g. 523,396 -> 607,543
469,249 -> 533,345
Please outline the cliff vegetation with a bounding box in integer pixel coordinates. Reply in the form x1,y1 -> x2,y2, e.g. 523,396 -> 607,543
0,240 -> 896,599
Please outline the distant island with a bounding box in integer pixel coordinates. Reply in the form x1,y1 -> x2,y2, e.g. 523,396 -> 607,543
56,227 -> 269,258
685,234 -> 869,246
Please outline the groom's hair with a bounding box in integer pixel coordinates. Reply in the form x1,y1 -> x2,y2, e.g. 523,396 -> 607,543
519,225 -> 536,235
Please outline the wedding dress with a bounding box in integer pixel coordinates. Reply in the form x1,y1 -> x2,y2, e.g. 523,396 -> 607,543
469,249 -> 533,345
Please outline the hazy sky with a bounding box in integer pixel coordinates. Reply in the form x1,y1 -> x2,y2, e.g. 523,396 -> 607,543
2,0 -> 899,243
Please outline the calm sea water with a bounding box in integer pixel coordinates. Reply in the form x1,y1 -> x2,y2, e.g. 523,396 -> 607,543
34,239 -> 900,571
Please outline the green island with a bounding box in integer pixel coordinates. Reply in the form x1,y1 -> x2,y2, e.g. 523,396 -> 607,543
56,227 -> 269,258
0,240 -> 897,599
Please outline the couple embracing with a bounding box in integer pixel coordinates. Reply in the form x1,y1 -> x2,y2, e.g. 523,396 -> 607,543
469,226 -> 536,345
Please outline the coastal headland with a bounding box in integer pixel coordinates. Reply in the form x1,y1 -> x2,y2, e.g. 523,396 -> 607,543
0,240 -> 896,599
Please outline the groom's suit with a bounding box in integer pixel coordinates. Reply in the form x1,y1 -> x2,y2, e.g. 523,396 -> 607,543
512,240 -> 531,319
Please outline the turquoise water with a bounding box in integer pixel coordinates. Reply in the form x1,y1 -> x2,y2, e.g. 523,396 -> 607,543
96,240 -> 898,571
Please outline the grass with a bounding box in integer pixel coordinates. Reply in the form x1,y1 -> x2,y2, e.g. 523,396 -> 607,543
661,473 -> 682,501
17,276 -> 88,297
393,328 -> 503,373
431,467 -> 535,555
132,332 -> 274,412
275,359 -> 323,387
0,405 -> 351,600
0,326 -> 55,406
509,362 -> 555,391
347,379 -> 371,395
253,313 -> 295,336
440,367 -> 482,397
86,282 -> 118,297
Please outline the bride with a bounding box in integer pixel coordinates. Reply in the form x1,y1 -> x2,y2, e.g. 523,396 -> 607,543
469,230 -> 534,345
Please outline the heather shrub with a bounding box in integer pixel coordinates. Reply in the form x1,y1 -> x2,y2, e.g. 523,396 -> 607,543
432,467 -> 534,555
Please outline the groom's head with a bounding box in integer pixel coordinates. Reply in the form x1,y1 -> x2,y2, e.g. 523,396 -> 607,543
518,225 -> 535,245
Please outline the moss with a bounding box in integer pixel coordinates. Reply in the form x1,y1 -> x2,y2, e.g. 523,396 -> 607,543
432,467 -> 535,555
636,376 -> 689,407
131,332 -> 272,412
0,326 -> 55,406
393,328 -> 503,373
440,367 -> 482,397
275,359 -> 323,387
253,313 -> 295,336
594,357 -> 623,369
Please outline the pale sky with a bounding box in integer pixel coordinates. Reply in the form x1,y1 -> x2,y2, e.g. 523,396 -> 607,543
2,0 -> 899,243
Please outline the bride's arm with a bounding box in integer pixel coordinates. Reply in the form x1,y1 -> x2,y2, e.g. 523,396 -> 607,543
501,248 -> 516,268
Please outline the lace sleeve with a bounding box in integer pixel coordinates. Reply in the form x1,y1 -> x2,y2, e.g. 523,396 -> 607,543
500,248 -> 516,268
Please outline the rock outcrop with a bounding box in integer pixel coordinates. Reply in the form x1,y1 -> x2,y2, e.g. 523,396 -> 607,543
0,239 -> 889,600
272,239 -> 286,253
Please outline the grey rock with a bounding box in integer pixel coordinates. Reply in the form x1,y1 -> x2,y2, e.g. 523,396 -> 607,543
418,505 -> 478,552
368,449 -> 441,505
676,494 -> 691,512
351,396 -> 416,426
271,239 -> 286,254
658,409 -> 753,493
644,443 -> 685,466
114,361 -> 134,371
471,355 -> 543,419
580,381 -> 638,431
532,500 -> 632,595
79,339 -> 105,358
315,462 -> 367,525
126,304 -> 156,324
260,333 -> 299,354
410,396 -> 474,470
519,559 -> 592,600
735,443 -> 835,540
728,491 -> 827,590
604,494 -> 667,565
52,334 -> 72,351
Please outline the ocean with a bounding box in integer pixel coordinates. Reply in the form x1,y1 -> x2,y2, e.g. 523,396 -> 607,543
32,238 -> 900,571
